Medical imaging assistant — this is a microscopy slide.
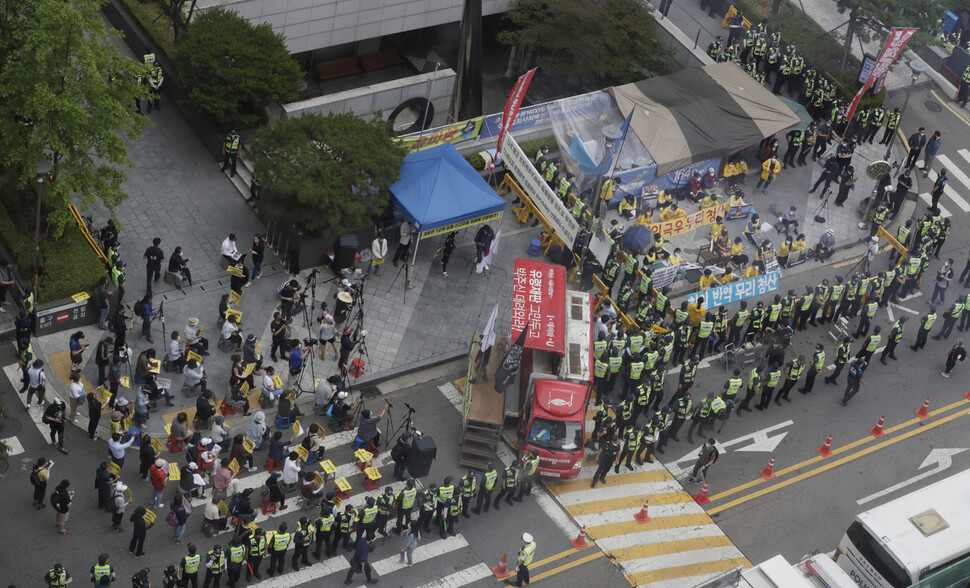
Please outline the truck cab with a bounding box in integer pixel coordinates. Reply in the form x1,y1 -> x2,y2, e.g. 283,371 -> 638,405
519,377 -> 589,478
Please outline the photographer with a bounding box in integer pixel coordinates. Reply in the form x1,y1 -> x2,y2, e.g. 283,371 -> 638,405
391,432 -> 412,481
287,338 -> 311,392
357,404 -> 388,449
279,280 -> 302,320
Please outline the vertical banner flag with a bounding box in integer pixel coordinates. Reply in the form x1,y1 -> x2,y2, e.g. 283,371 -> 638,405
494,325 -> 528,393
494,68 -> 538,158
599,109 -> 634,176
481,303 -> 499,353
847,28 -> 917,121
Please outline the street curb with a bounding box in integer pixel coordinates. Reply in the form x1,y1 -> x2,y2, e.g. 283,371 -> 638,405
349,349 -> 468,394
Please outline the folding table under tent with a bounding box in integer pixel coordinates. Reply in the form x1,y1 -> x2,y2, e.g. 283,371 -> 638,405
389,143 -> 506,286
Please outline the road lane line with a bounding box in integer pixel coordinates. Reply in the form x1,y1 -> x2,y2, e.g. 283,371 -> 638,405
546,469 -> 672,495
930,89 -> 970,128
619,545 -> 746,575
585,513 -> 713,540
608,535 -> 737,563
707,409 -> 970,515
626,557 -> 750,585
705,396 -> 970,503
417,563 -> 492,587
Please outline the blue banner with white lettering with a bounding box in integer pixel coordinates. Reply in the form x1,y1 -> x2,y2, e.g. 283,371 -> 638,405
686,271 -> 781,307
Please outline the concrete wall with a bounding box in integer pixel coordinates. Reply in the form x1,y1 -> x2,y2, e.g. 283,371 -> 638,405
280,68 -> 456,126
195,0 -> 510,54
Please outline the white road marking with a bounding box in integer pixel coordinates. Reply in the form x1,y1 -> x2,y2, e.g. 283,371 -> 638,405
574,500 -> 705,528
919,193 -> 953,217
415,563 -> 493,587
2,436 -> 25,456
370,534 -> 469,575
620,545 -> 746,575
554,479 -> 684,506
593,524 -> 726,552
935,155 -> 970,212
246,555 -> 350,588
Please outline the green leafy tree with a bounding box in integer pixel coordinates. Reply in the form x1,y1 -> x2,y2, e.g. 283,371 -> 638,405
835,0 -> 936,51
498,0 -> 671,88
177,7 -> 302,131
158,0 -> 200,40
0,0 -> 150,234
248,113 -> 407,235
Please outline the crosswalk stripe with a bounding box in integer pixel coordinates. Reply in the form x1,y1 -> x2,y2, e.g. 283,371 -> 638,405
936,155 -> 970,212
247,555 -> 351,587
958,148 -> 970,169
919,193 -> 952,217
617,544 -> 745,574
640,569 -> 744,588
586,512 -> 712,540
593,524 -> 727,553
415,563 -> 492,587
547,469 -> 672,495
565,490 -> 695,516
557,478 -> 683,507
627,557 -> 749,585
575,500 -> 705,529
370,534 -> 468,575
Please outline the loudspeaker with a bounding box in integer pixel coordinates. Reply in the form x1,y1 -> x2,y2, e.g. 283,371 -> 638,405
407,435 -> 437,478
331,234 -> 358,272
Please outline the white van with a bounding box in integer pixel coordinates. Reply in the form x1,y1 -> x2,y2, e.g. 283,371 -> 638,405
835,468 -> 970,587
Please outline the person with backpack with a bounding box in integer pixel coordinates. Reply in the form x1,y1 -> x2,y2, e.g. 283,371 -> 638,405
686,438 -> 719,483
51,479 -> 74,535
30,457 -> 51,510
168,493 -> 191,543
161,563 -> 181,588
135,292 -> 155,344
110,482 -> 130,532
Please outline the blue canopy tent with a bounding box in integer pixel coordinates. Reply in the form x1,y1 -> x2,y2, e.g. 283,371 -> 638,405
389,143 -> 506,284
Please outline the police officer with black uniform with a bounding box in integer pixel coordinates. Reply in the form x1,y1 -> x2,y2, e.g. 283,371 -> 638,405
591,436 -> 620,488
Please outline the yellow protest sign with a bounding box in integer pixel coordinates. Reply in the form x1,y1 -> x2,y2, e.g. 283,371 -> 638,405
224,308 -> 242,323
271,376 -> 283,389
320,460 -> 336,475
108,461 -> 122,477
253,341 -> 260,357
228,458 -> 240,476
314,472 -> 326,489
365,467 -> 381,481
648,203 -> 730,240
335,478 -> 351,492
242,437 -> 255,453
291,421 -> 302,438
218,501 -> 228,516
119,377 -> 130,389
242,363 -> 257,378
124,487 -> 133,502
168,462 -> 181,480
143,509 -> 156,526
187,350 -> 202,364
148,359 -> 161,374
296,446 -> 309,462
354,449 -> 374,464
97,386 -> 112,404
151,437 -> 163,454
229,289 -> 241,305
164,423 -> 172,435
71,291 -> 90,303
226,265 -> 244,277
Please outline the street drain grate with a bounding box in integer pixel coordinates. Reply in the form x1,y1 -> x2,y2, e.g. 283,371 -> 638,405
925,100 -> 942,113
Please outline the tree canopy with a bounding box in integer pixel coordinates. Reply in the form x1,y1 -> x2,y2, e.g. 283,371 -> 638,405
177,7 -> 303,131
248,113 -> 407,235
835,0 -> 937,48
498,0 -> 671,88
0,0 -> 150,234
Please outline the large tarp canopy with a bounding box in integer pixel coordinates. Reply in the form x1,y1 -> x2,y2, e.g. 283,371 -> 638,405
607,63 -> 802,176
389,143 -> 505,232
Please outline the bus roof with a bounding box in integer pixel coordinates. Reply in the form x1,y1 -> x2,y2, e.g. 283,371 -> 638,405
856,467 -> 970,574
558,291 -> 591,383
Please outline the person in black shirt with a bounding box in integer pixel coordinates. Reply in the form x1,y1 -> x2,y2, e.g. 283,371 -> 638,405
128,506 -> 148,556
841,358 -> 867,406
168,246 -> 193,287
111,306 -> 131,355
591,437 -> 620,488
96,277 -> 112,330
143,237 -> 165,293
250,234 -> 265,281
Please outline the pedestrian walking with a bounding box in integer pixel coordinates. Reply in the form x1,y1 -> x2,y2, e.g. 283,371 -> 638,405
313,498 -> 336,559
247,528 -> 266,580
493,461 -> 519,509
169,494 -> 190,543
841,358 -> 867,406
30,456 -> 51,510
942,339 -> 967,377
505,532 -> 537,587
398,521 -> 420,566
221,131 -> 240,177
52,479 -> 73,535
143,237 -> 164,293
905,127 -> 927,170
26,358 -> 47,408
416,484 -> 437,532
922,131 -> 942,177
755,156 -> 781,194
774,355 -> 804,404
439,230 -> 457,277
344,534 -> 377,585
933,297 -> 964,341
686,438 -> 719,483
590,436 -> 620,488
929,258 -> 954,305
43,397 -> 68,454
855,326 -> 881,364
128,505 -> 149,557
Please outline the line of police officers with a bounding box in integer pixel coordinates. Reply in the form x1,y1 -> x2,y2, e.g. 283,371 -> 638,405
585,206 -> 955,483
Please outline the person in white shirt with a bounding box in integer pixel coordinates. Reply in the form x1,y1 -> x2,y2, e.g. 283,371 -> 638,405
68,371 -> 85,422
281,451 -> 301,489
392,221 -> 414,267
166,330 -> 185,372
26,359 -> 47,407
184,359 -> 207,394
108,432 -> 136,467
221,233 -> 241,264
368,234 -> 388,275
317,311 -> 337,360
262,366 -> 281,406
220,314 -> 241,350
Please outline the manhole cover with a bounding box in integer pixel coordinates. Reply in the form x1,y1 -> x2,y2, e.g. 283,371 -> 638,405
925,100 -> 942,113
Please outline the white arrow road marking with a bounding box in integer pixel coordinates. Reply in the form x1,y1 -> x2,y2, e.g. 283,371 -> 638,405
857,447 -> 968,506
734,431 -> 789,452
664,421 -> 793,477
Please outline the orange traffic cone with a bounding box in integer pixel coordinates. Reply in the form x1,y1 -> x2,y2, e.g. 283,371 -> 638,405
964,391 -> 970,401
571,525 -> 590,549
491,552 -> 511,580
693,481 -> 710,505
914,397 -> 931,420
760,456 -> 776,480
869,415 -> 886,438
634,500 -> 651,523
817,434 -> 833,457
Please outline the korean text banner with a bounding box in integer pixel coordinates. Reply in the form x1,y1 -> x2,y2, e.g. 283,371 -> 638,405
686,271 -> 781,307
502,135 -> 580,246
647,203 -> 730,239
511,258 -> 566,356
397,117 -> 484,152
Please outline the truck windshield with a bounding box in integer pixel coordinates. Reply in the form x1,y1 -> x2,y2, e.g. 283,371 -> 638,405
528,417 -> 582,451
846,521 -> 910,588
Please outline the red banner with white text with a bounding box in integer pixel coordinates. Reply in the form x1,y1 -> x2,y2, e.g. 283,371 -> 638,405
847,28 -> 917,121
495,68 -> 537,155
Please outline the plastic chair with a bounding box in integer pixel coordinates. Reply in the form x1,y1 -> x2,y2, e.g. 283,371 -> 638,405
260,500 -> 277,515
219,397 -> 237,416
304,451 -> 319,466
264,458 -> 281,474
167,436 -> 186,453
527,239 -> 542,256
275,413 -> 291,430
352,435 -> 368,451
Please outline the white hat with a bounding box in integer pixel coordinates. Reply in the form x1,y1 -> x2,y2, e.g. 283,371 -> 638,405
201,437 -> 212,446
115,482 -> 128,492
188,462 -> 198,470
826,228 -> 834,234
337,391 -> 348,400
522,532 -> 534,543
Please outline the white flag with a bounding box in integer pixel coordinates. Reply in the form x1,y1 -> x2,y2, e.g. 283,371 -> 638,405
481,303 -> 499,353
476,229 -> 501,273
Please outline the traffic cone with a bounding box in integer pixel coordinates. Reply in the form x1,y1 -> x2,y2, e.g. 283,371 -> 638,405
914,397 -> 931,420
634,500 -> 651,524
491,552 -> 511,580
693,481 -> 710,505
571,525 -> 590,549
817,434 -> 833,457
759,456 -> 776,480
964,391 -> 970,401
869,415 -> 886,438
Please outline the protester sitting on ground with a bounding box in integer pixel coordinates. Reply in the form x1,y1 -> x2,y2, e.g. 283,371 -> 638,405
815,228 -> 836,261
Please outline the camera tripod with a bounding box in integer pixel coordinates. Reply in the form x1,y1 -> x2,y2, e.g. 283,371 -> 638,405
811,188 -> 832,225
386,401 -> 416,448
